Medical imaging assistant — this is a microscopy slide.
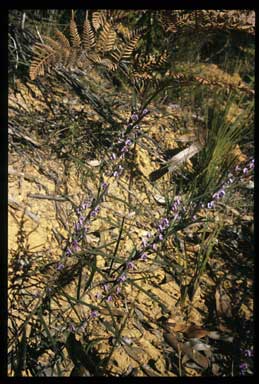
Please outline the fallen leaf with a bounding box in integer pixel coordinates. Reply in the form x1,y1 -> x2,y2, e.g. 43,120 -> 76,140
183,324 -> 209,339
215,284 -> 232,319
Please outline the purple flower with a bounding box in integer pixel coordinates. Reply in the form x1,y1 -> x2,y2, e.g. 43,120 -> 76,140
249,159 -> 254,169
103,283 -> 110,292
140,252 -> 148,261
192,215 -> 197,221
158,233 -> 163,241
101,182 -> 108,190
111,153 -> 117,160
146,232 -> 152,238
69,323 -> 76,332
125,139 -> 132,146
121,146 -> 128,153
118,273 -> 127,283
116,286 -> 121,294
57,263 -> 65,271
131,113 -> 139,121
127,261 -> 135,270
243,167 -> 248,175
90,310 -> 99,318
152,243 -> 158,251
212,192 -> 219,200
218,189 -> 225,198
113,171 -> 119,178
65,247 -> 72,256
72,240 -> 80,252
107,295 -> 113,302
142,108 -> 149,116
118,165 -> 124,172
207,201 -> 214,209
235,165 -> 241,172
244,349 -> 253,358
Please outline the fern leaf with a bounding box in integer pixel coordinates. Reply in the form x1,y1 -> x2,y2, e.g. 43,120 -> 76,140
121,34 -> 140,60
82,15 -> 95,50
92,11 -> 106,31
29,44 -> 56,80
97,21 -> 116,52
55,29 -> 70,49
70,10 -> 81,48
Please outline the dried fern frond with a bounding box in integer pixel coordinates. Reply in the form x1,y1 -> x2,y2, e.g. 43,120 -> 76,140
29,44 -> 58,80
82,13 -> 95,50
55,29 -> 70,49
121,34 -> 140,60
70,10 -> 81,48
92,11 -> 106,32
97,21 -> 116,52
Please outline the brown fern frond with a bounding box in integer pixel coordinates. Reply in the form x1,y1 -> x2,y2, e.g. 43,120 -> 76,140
29,44 -> 57,80
55,29 -> 70,49
42,36 -> 61,51
92,11 -> 106,32
82,13 -> 95,50
70,10 -> 81,48
88,52 -> 103,65
121,34 -> 140,60
97,21 -> 116,52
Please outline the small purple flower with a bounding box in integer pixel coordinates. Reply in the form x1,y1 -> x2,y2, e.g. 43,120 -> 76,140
142,108 -> 149,116
111,153 -> 117,160
146,232 -> 152,238
244,349 -> 253,358
107,295 -> 113,302
69,323 -> 76,332
162,218 -> 169,227
152,243 -> 158,251
192,215 -> 197,221
113,171 -> 119,178
249,159 -> 254,169
243,167 -> 248,175
72,239 -> 80,252
118,273 -> 127,283
212,192 -> 219,200
126,261 -> 135,270
140,252 -> 148,261
218,189 -> 225,198
125,139 -> 132,146
158,233 -> 163,241
65,247 -> 72,256
116,286 -> 121,294
90,310 -> 99,318
207,201 -> 214,209
118,165 -> 124,172
171,203 -> 178,212
103,283 -> 110,292
121,146 -> 128,153
101,182 -> 108,190
235,165 -> 241,172
57,263 -> 65,271
131,113 -> 139,121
